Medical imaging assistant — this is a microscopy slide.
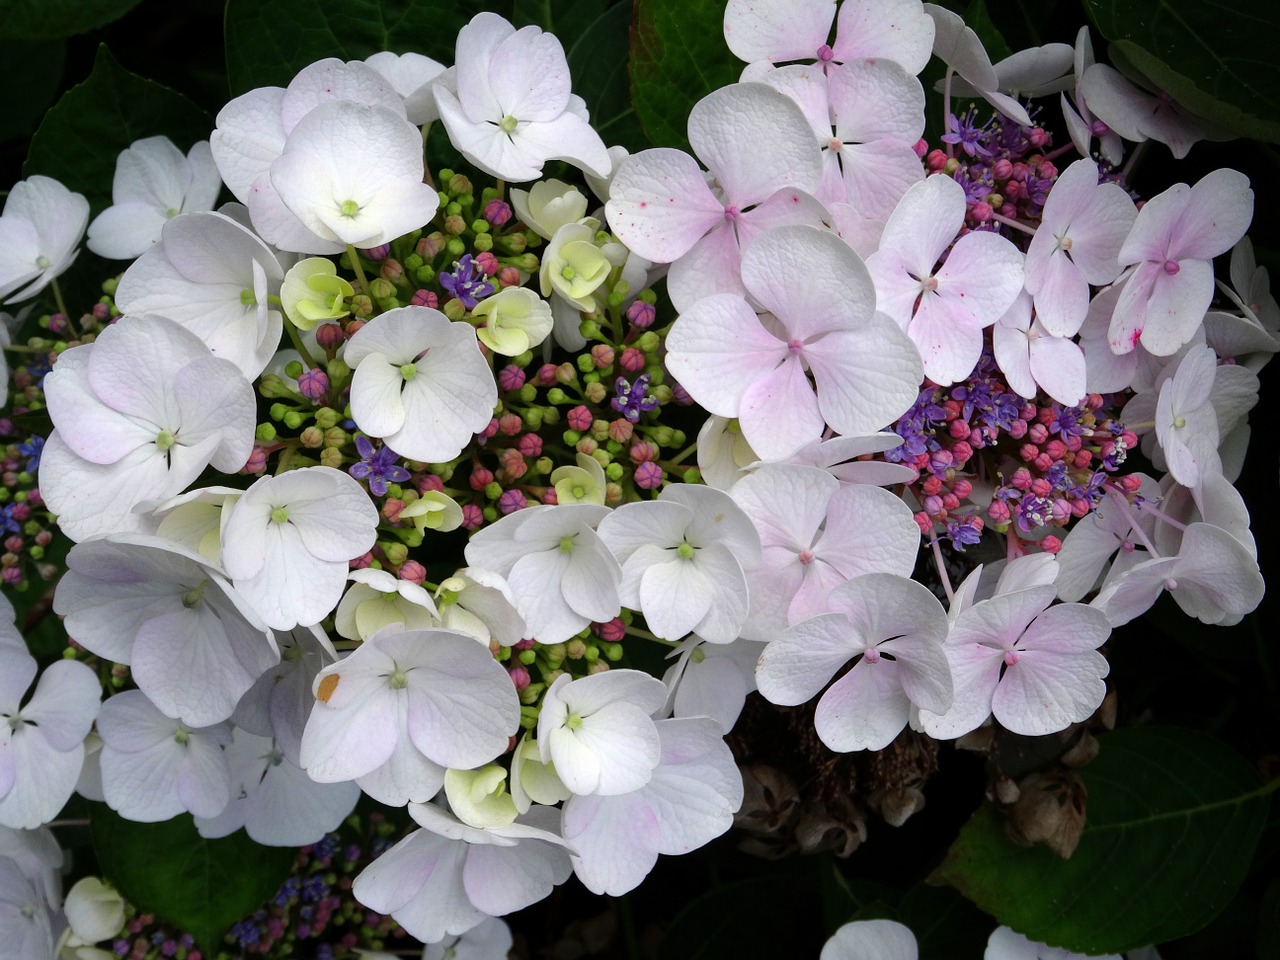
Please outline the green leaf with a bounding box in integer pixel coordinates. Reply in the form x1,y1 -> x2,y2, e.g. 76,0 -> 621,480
1085,0 -> 1280,144
0,0 -> 143,41
224,0 -> 485,96
567,2 -> 649,153
629,0 -> 740,153
511,0 -> 607,36
961,0 -> 1012,62
897,883 -> 992,960
23,45 -> 213,217
936,726 -> 1276,954
91,805 -> 296,953
660,871 -> 826,957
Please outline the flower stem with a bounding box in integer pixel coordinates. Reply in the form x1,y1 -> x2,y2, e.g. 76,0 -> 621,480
50,277 -> 69,319
929,536 -> 955,604
285,321 -> 320,370
990,212 -> 1037,236
624,625 -> 678,647
346,244 -> 371,299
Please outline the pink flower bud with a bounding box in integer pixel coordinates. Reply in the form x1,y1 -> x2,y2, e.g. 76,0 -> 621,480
315,323 -> 344,349
417,473 -> 444,493
619,347 -> 646,373
499,413 -> 523,436
399,560 -> 427,584
1041,535 -> 1062,554
567,405 -> 593,431
634,460 -> 664,489
475,251 -> 500,276
626,300 -> 656,329
298,368 -> 329,400
462,504 -> 485,529
498,489 -> 528,514
498,365 -> 526,392
410,289 -> 439,308
483,199 -> 513,227
470,467 -> 495,490
518,433 -> 543,457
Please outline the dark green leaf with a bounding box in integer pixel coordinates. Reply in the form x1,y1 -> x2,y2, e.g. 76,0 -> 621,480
511,0 -> 607,36
629,0 -> 739,153
91,805 -> 296,953
898,883 -> 992,960
936,726 -> 1276,954
0,41 -> 65,142
1085,0 -> 1280,144
0,0 -> 142,41
224,0 -> 486,96
962,0 -> 1012,62
567,2 -> 648,153
23,46 -> 213,217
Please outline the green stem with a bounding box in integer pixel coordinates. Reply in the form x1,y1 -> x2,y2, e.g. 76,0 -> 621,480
664,440 -> 698,467
624,625 -> 678,647
285,321 -> 320,370
50,277 -> 69,319
346,244 -> 371,299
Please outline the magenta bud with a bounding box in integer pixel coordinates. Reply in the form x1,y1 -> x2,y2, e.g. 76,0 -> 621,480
298,368 -> 330,400
626,300 -> 657,330
364,244 -> 391,261
483,199 -> 513,227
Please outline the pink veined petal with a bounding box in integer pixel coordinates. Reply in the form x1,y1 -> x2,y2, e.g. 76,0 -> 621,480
907,292 -> 985,386
876,174 -> 965,278
1108,262 -> 1158,354
605,148 -> 725,263
1168,168 -> 1254,261
866,249 -> 928,330
738,354 -> 824,460
935,229 -> 1025,327
463,834 -> 572,916
1139,258 -> 1215,356
1119,181 -> 1192,267
731,463 -> 836,552
354,831 -> 483,943
756,613 -> 862,706
806,321 -> 923,434
563,791 -> 660,895
664,295 -> 787,416
835,139 -> 926,221
833,0 -> 936,75
722,0 -> 835,65
740,225 -> 875,340
814,658 -> 911,751
664,222 -> 747,313
1029,333 -> 1087,406
688,83 -> 823,208
992,646 -> 1109,736
828,56 -> 926,145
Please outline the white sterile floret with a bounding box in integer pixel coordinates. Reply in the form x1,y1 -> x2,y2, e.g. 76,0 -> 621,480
335,568 -> 441,643
423,917 -> 514,960
536,669 -> 667,796
0,854 -> 55,960
596,484 -> 761,643
1079,61 -> 1230,160
925,4 -> 1043,126
364,51 -> 448,125
300,628 -> 519,805
54,534 -> 278,727
918,585 -> 1110,739
264,100 -> 441,253
731,463 -> 920,638
434,568 -> 527,647
86,136 -> 221,260
345,305 -> 497,464
211,56 -> 405,205
220,466 -> 380,630
821,919 -> 920,960
666,225 -> 923,460
96,690 -> 233,822
114,210 -> 286,380
1024,157 -> 1137,338
508,734 -> 570,814
992,290 -> 1086,406
39,315 -> 255,542
757,574 -> 952,752
232,623 -> 337,766
0,175 -> 89,304
433,12 -> 610,183
464,504 -> 621,645
57,876 -> 126,957
1154,345 -> 1220,488
866,174 -> 1024,386
0,646 -> 101,829
194,728 -> 359,846
0,823 -> 61,907
352,802 -> 571,944
662,636 -> 764,733
561,717 -> 742,895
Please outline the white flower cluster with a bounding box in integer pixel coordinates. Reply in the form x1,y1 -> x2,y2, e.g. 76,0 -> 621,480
0,0 -> 1271,950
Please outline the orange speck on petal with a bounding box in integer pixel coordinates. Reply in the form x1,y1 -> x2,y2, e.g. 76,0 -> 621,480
317,673 -> 340,703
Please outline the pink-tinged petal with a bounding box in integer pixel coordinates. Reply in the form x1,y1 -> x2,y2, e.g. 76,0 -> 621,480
867,249 -> 928,329
1026,245 -> 1089,338
722,0 -> 835,64
833,0 -> 936,75
463,835 -> 572,915
487,26 -> 570,121
1139,258 -> 1215,356
734,187 -> 839,259
925,4 -> 998,91
807,321 -> 923,433
246,169 -> 343,255
1168,522 -> 1264,623
1022,602 -> 1111,655
563,791 -> 660,895
949,586 -> 1058,650
665,295 -> 786,416
1108,262 -> 1157,354
1066,189 -> 1136,285
1169,168 -> 1253,261
605,148 -> 724,263
907,293 -> 984,385
210,86 -> 286,202
917,640 -> 1003,739
1079,284 -> 1139,392
688,84 -> 822,208
738,355 -> 824,460
993,313 -> 1036,400
876,174 -> 965,277
1119,181 -> 1191,266
756,613 -> 863,705
354,831 -> 482,943
818,485 -> 920,578
43,346 -> 153,465
1029,333 -> 1087,406
1091,555 -> 1177,627
754,63 -> 833,138
829,57 -> 925,145
665,221 -> 745,312
740,225 -> 874,339
936,229 -> 1024,326
992,646 -> 1109,736
814,659 -> 911,751
836,140 -> 926,221
646,717 -> 742,854
37,434 -> 175,543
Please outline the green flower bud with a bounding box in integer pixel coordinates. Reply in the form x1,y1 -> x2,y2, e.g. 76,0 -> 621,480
518,384 -> 537,404
315,407 -> 340,430
282,410 -> 305,430
255,423 -> 277,443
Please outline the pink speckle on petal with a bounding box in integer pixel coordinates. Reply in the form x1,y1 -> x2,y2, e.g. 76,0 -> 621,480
1130,328 -> 1143,348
